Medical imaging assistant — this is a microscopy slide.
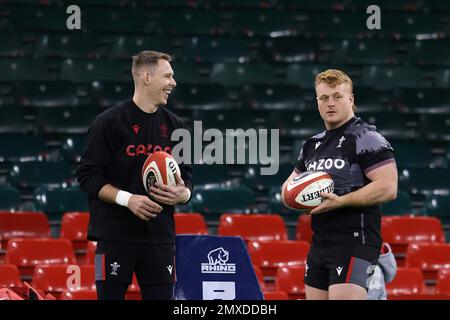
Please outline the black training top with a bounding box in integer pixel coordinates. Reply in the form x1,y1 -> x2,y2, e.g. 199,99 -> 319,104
76,99 -> 193,244
295,117 -> 395,249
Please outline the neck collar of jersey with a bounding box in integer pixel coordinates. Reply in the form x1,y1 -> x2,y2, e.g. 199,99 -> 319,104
326,116 -> 357,135
130,98 -> 159,115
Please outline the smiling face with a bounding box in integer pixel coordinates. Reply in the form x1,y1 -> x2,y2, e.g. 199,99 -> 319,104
131,51 -> 176,111
315,69 -> 355,130
146,59 -> 177,106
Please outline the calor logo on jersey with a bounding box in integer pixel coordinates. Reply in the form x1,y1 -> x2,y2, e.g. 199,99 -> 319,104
201,247 -> 236,274
126,144 -> 172,157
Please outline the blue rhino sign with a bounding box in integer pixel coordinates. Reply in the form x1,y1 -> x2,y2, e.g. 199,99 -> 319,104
174,235 -> 263,300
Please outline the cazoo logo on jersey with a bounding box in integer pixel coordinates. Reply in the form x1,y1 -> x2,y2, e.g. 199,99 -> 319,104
307,158 -> 346,171
201,247 -> 236,274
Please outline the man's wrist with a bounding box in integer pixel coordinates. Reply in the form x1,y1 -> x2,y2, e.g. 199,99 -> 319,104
339,192 -> 358,208
180,188 -> 191,204
115,190 -> 132,207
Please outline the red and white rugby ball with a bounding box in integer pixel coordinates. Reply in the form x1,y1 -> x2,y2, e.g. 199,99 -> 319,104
283,171 -> 334,210
142,151 -> 180,195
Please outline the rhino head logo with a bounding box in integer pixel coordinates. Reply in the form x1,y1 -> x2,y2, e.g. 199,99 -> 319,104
207,247 -> 229,265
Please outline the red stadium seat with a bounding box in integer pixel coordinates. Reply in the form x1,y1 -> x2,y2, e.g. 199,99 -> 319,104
32,264 -> 95,299
381,216 -> 445,267
296,214 -> 312,243
5,239 -> 76,279
253,264 -> 265,291
275,266 -> 306,300
436,269 -> 450,295
263,290 -> 289,300
60,288 -> 97,300
386,267 -> 426,297
126,273 -> 141,300
388,293 -> 450,300
405,243 -> 450,284
84,241 -> 97,265
0,264 -> 22,288
218,214 -> 287,242
60,211 -> 90,253
0,211 -> 50,259
247,240 -> 309,278
174,212 -> 208,235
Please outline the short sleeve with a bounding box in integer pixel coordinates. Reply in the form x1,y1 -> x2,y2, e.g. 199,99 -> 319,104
356,129 -> 396,174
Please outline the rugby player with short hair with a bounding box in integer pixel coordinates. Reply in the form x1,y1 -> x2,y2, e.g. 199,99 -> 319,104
281,69 -> 397,300
76,51 -> 193,300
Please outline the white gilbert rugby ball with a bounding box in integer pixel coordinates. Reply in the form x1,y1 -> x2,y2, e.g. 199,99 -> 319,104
142,151 -> 180,195
283,171 -> 334,210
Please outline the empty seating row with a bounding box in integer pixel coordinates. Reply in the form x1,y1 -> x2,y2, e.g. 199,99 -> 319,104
0,186 -> 88,218
2,7 -> 448,39
0,133 -> 448,169
1,0 -> 444,11
1,181 -> 450,223
0,213 -> 450,279
0,108 -> 448,148
2,81 -> 450,116
1,59 -> 450,88
2,263 -> 450,300
2,32 -> 449,67
0,211 -> 311,255
0,263 -> 142,300
257,266 -> 450,300
2,0 -> 448,12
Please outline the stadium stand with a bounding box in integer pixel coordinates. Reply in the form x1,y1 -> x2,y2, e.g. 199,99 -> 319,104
380,191 -> 413,216
218,213 -> 288,242
0,264 -> 22,288
423,194 -> 450,225
174,212 -> 209,235
275,265 -> 306,300
436,269 -> 450,296
59,211 -> 90,263
381,215 -> 445,266
0,211 -> 51,260
247,240 -> 309,278
33,187 -> 89,220
295,214 -> 313,243
5,238 -> 76,279
60,288 -> 97,300
386,267 -> 426,297
263,290 -> 289,300
253,264 -> 266,291
126,273 -> 141,300
83,241 -> 97,265
32,264 -> 95,299
0,187 -> 21,211
405,243 -> 450,285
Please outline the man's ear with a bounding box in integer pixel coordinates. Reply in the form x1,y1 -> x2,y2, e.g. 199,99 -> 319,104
143,71 -> 151,85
